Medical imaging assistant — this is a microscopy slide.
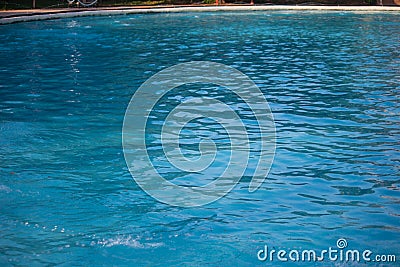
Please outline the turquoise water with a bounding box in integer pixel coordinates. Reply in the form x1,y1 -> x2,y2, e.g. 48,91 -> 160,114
1,11 -> 399,266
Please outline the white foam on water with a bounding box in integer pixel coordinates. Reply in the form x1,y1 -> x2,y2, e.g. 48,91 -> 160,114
97,235 -> 164,248
0,185 -> 12,193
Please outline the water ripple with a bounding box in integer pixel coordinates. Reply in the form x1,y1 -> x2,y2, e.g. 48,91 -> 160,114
0,11 -> 399,266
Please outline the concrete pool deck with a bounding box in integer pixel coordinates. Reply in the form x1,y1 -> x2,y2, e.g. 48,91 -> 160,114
0,5 -> 399,24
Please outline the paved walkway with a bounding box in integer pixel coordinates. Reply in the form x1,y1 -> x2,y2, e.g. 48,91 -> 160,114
0,5 -> 184,18
1,5 -> 399,24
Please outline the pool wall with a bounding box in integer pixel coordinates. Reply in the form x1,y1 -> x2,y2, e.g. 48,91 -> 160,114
1,5 -> 399,24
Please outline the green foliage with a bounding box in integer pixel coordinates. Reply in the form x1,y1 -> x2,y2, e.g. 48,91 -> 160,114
0,0 -> 375,10
1,0 -> 67,9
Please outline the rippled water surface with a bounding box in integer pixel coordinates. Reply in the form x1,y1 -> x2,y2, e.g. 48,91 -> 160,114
1,12 -> 399,266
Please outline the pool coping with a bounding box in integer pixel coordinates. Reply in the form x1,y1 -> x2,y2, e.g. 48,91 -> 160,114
1,5 -> 399,24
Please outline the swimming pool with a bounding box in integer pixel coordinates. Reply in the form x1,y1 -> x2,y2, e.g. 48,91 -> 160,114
0,11 -> 399,266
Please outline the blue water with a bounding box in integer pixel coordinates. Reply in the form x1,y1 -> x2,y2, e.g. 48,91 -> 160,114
1,11 -> 399,266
